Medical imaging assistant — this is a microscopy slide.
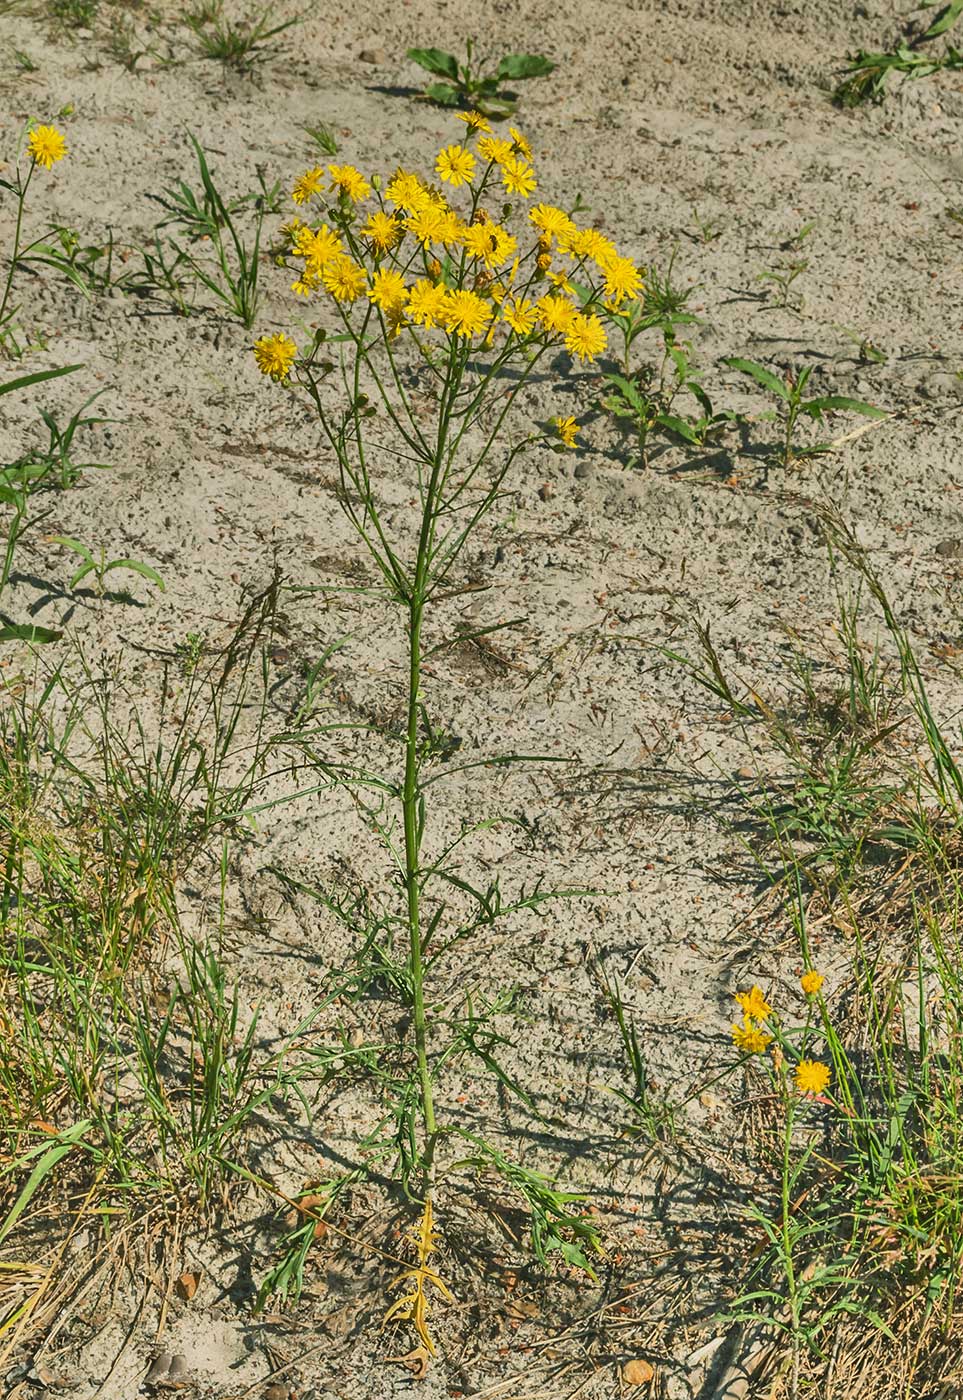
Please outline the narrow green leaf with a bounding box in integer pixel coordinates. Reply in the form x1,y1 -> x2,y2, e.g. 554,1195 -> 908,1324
103,559 -> 166,591
0,624 -> 62,644
806,395 -> 888,418
722,357 -> 791,401
0,364 -> 83,399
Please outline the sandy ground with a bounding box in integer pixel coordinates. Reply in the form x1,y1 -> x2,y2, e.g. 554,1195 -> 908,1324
2,0 -> 963,1394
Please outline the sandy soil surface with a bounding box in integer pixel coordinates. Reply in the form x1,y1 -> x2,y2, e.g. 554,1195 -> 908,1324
2,0 -> 963,1394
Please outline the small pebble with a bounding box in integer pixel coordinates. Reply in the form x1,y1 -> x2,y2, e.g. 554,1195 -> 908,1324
358,47 -> 386,64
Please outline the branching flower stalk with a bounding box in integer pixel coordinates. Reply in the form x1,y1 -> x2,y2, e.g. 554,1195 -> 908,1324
254,119 -> 642,1183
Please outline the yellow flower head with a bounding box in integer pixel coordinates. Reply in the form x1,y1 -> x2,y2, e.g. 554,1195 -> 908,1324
361,209 -> 403,254
529,203 -> 577,245
509,126 -> 532,161
405,203 -> 447,248
731,1017 -> 773,1055
537,294 -> 578,334
253,331 -> 297,382
321,254 -> 367,303
435,144 -> 476,188
502,295 -> 538,335
368,268 -> 408,317
406,278 -> 449,329
292,167 -> 325,205
795,1059 -> 831,1095
554,415 -> 579,449
327,163 -> 370,202
460,222 -> 517,269
501,157 -> 537,199
800,970 -> 825,997
734,986 -> 772,1021
294,224 -> 344,271
442,288 -> 492,339
27,124 -> 67,170
477,135 -> 514,166
561,226 -> 617,264
385,169 -> 432,212
456,109 -> 492,135
565,312 -> 606,363
603,255 -> 644,304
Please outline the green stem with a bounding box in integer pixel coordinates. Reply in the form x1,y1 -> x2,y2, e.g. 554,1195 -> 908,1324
1,163 -> 33,337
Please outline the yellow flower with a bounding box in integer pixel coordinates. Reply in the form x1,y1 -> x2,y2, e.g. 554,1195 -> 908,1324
434,207 -> 465,247
406,278 -> 449,329
327,163 -> 370,202
385,169 -> 432,212
442,288 -> 492,339
547,267 -> 575,294
405,203 -> 447,248
368,268 -> 408,317
361,210 -> 403,253
456,109 -> 492,134
734,986 -> 773,1021
537,294 -> 578,333
529,203 -> 576,244
502,295 -> 538,334
602,255 -> 644,303
561,226 -> 617,264
253,331 -> 297,382
321,254 -> 367,303
795,1060 -> 831,1095
501,157 -> 536,198
536,251 -> 553,274
477,135 -> 514,166
435,144 -> 476,187
509,126 -> 532,160
294,224 -> 343,270
731,1017 -> 773,1055
460,222 -> 517,269
27,124 -> 67,170
554,415 -> 578,448
800,970 -> 825,997
565,312 -> 606,362
292,167 -> 325,205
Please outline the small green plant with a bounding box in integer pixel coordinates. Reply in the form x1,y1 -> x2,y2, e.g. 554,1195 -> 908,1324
757,256 -> 809,311
304,122 -> 338,157
407,39 -> 554,117
185,0 -> 301,68
600,339 -> 733,468
685,206 -> 723,244
722,358 -> 887,470
834,0 -> 963,104
1,120 -> 70,358
51,535 -> 165,597
13,49 -> 39,72
47,0 -> 99,27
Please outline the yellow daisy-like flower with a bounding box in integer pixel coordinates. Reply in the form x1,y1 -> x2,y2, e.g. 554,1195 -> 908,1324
565,312 -> 606,362
456,109 -> 492,135
253,331 -> 297,382
554,415 -> 578,448
368,268 -> 408,317
435,144 -> 476,188
536,293 -> 578,334
294,224 -> 343,270
434,207 -> 465,247
731,1017 -> 773,1055
327,163 -> 370,202
536,251 -> 553,274
561,226 -> 617,264
361,209 -> 403,254
27,124 -> 67,170
406,278 -> 449,329
442,288 -> 492,339
292,167 -> 325,205
795,1059 -> 831,1095
800,970 -> 825,997
509,126 -> 532,161
405,203 -> 447,248
602,255 -> 644,304
321,254 -> 367,303
529,203 -> 576,244
734,986 -> 773,1022
502,295 -> 538,335
385,169 -> 431,212
501,157 -> 536,198
547,267 -> 575,294
477,135 -> 514,166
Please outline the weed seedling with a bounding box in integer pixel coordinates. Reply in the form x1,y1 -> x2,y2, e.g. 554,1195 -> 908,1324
51,535 -> 165,597
407,38 -> 554,117
722,357 -> 887,470
185,0 -> 301,69
834,1 -> 963,104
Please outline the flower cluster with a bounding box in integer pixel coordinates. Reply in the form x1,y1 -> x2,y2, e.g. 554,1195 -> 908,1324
253,118 -> 644,383
730,981 -> 831,1096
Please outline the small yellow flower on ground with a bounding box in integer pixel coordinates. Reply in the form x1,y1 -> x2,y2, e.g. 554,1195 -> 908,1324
406,279 -> 449,329
442,289 -> 492,338
435,144 -> 476,187
734,986 -> 772,1021
27,125 -> 67,170
565,312 -> 606,363
385,169 -> 430,212
502,296 -> 538,335
294,224 -> 343,270
253,332 -> 297,382
455,110 -> 492,135
362,210 -> 403,253
292,167 -> 325,205
536,294 -> 577,333
800,970 -> 825,997
477,135 -> 514,167
327,163 -> 371,202
795,1059 -> 831,1095
501,157 -> 537,198
602,256 -> 644,304
322,254 -> 367,303
554,416 -> 578,449
509,127 -> 532,161
368,268 -> 408,317
529,203 -> 576,243
731,1017 -> 773,1054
